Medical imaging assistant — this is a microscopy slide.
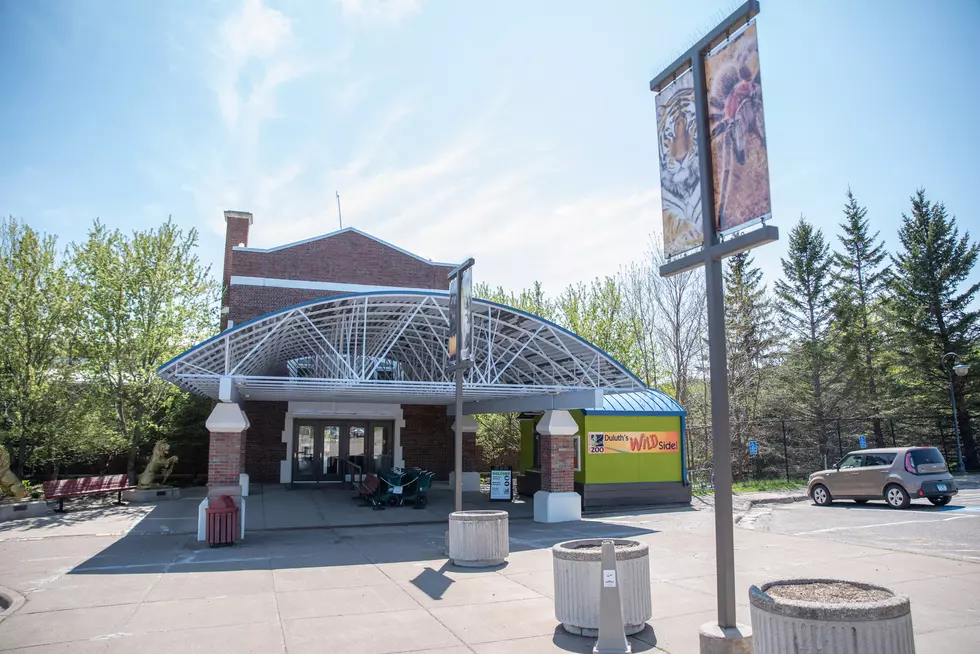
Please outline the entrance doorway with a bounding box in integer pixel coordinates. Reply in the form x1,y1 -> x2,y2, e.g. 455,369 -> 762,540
292,419 -> 393,484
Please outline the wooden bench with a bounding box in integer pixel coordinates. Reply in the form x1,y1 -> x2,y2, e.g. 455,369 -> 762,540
42,475 -> 135,512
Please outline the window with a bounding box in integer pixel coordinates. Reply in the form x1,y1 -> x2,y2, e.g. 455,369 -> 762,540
838,454 -> 863,469
864,453 -> 895,467
573,435 -> 581,472
910,448 -> 945,466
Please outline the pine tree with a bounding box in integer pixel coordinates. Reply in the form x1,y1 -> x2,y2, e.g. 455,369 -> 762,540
725,252 -> 779,478
888,189 -> 980,469
832,190 -> 889,446
774,216 -> 835,456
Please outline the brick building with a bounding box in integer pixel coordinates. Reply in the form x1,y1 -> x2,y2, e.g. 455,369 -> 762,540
161,210 -> 682,527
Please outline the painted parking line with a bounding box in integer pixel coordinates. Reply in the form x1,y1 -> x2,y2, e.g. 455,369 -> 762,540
793,514 -> 979,536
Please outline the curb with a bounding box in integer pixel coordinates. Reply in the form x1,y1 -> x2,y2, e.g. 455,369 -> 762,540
0,584 -> 25,626
734,493 -> 809,525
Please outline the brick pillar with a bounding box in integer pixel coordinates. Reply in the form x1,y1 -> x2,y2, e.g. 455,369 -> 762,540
533,410 -> 582,523
208,431 -> 244,486
540,433 -> 575,493
205,402 -> 250,493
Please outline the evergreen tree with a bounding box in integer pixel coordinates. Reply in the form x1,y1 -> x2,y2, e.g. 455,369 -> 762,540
832,190 -> 889,446
888,189 -> 980,469
774,217 -> 835,456
725,252 -> 779,477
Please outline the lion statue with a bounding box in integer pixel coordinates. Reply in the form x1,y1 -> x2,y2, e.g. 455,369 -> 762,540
137,440 -> 179,489
0,445 -> 28,499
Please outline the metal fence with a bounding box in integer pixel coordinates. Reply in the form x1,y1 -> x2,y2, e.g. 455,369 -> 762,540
686,415 -> 966,487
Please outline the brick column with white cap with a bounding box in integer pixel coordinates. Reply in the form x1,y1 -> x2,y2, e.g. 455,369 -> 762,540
534,410 -> 582,523
200,402 -> 250,541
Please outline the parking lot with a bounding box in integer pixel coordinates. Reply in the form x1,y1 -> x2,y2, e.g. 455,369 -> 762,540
743,488 -> 980,562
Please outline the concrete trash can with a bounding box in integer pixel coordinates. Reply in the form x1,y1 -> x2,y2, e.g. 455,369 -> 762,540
447,510 -> 509,567
552,538 -> 651,637
749,579 -> 915,654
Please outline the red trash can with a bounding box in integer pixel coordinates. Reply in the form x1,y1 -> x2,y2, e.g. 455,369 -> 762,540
205,495 -> 239,547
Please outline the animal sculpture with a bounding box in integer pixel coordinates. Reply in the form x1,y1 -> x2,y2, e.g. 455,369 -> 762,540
137,440 -> 179,489
0,445 -> 28,499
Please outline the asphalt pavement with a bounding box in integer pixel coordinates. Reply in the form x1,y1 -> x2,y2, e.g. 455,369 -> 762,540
746,488 -> 980,563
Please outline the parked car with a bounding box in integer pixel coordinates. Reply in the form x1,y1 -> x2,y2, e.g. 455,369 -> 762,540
807,446 -> 957,509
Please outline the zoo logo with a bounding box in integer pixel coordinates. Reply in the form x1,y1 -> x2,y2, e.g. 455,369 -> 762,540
589,433 -> 605,454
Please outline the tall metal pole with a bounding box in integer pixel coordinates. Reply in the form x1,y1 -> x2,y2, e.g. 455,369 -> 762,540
336,191 -> 343,229
943,353 -> 966,473
454,367 -> 464,513
692,49 -> 737,629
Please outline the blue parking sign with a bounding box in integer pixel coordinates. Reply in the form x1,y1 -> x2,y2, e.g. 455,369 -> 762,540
749,440 -> 758,456
859,435 -> 867,449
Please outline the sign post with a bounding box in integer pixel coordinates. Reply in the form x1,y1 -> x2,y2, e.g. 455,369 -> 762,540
650,1 -> 773,649
447,258 -> 475,514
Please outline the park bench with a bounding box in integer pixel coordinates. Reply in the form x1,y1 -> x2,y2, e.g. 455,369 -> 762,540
42,474 -> 134,513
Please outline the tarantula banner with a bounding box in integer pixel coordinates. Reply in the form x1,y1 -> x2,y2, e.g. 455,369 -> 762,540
706,22 -> 772,233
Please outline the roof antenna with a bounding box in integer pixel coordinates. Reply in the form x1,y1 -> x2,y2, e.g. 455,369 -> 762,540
336,191 -> 343,229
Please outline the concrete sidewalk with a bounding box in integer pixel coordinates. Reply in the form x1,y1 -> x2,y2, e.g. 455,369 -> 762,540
1,502 -> 978,653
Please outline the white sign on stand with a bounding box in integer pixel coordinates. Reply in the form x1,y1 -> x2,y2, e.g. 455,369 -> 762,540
489,468 -> 512,502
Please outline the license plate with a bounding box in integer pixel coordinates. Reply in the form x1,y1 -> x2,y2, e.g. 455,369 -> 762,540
937,484 -> 947,491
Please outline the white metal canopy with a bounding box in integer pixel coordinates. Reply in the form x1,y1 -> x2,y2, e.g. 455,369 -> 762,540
158,291 -> 644,412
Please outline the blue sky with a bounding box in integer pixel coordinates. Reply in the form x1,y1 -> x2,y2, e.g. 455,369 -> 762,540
1,0 -> 978,295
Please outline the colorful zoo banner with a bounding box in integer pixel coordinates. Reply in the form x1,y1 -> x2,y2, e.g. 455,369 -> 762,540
705,22 -> 772,234
588,432 -> 680,454
655,69 -> 704,256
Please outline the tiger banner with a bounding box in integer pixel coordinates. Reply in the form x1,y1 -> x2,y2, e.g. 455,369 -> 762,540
705,22 -> 772,233
655,69 -> 703,257
588,432 -> 680,455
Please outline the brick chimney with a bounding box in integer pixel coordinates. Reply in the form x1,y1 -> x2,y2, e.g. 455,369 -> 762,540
222,211 -> 253,330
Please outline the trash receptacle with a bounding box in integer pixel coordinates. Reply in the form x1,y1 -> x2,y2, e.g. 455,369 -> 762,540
205,495 -> 239,547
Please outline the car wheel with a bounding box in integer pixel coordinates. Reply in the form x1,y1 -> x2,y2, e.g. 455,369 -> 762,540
853,499 -> 869,504
884,484 -> 910,509
811,484 -> 832,506
929,495 -> 952,507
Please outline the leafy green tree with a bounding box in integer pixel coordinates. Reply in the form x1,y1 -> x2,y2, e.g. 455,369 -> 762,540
774,217 -> 836,456
832,190 -> 890,445
557,277 -> 640,375
0,218 -> 78,477
72,219 -> 219,484
887,190 -> 979,469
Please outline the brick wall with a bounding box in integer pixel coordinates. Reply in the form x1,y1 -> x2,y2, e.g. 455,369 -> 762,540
208,431 -> 244,486
222,213 -> 252,330
243,400 -> 288,483
228,286 -> 342,326
399,405 -> 480,480
223,227 -> 452,326
540,434 -> 575,492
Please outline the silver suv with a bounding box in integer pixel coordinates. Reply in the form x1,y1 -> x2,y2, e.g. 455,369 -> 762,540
807,447 -> 957,509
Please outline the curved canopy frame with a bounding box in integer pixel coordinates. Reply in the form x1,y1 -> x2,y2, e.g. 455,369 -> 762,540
158,291 -> 644,409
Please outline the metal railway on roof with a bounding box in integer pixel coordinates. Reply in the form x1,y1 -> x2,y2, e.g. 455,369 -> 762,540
158,291 -> 644,409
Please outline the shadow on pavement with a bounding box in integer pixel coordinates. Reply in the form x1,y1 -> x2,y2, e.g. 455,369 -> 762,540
66,508 -> 659,577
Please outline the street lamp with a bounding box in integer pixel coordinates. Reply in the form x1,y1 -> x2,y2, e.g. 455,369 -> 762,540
941,352 -> 969,473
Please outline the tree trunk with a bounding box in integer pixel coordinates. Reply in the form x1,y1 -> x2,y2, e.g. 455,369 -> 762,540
16,430 -> 26,478
127,423 -> 141,486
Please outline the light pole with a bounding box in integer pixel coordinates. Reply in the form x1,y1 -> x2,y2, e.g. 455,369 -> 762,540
941,352 -> 969,473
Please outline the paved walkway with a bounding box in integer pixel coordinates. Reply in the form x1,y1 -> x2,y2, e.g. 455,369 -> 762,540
2,500 -> 979,653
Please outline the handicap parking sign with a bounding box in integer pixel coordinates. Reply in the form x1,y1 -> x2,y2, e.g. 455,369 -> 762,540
859,435 -> 867,449
748,441 -> 758,456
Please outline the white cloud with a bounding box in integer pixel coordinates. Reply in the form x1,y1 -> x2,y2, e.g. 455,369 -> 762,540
212,0 -> 311,144
335,0 -> 421,22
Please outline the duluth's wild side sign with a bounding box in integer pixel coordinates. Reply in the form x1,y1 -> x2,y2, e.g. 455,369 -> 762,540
588,432 -> 680,454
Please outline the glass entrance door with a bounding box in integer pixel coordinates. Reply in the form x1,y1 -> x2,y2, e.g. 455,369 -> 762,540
293,419 -> 395,483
